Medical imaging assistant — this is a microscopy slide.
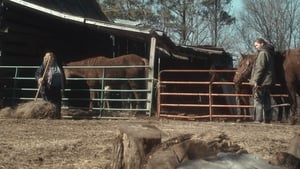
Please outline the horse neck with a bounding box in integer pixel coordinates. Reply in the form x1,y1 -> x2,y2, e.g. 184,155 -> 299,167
64,60 -> 91,78
237,55 -> 255,78
234,67 -> 252,86
64,67 -> 85,78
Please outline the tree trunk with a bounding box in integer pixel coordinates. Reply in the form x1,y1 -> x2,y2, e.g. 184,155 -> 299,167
111,123 -> 162,169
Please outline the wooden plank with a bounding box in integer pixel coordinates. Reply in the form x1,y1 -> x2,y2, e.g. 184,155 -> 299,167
4,21 -> 51,38
1,42 -> 34,55
1,55 -> 37,65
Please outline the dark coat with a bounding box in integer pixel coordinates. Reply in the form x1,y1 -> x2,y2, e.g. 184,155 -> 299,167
250,44 -> 275,86
35,63 -> 65,90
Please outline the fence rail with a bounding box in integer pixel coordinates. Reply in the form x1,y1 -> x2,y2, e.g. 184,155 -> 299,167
157,69 -> 291,121
1,66 -> 294,120
0,65 -> 153,118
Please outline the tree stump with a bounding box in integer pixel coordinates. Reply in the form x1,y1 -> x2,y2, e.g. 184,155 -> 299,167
143,130 -> 243,169
287,133 -> 300,159
111,123 -> 162,169
275,133 -> 300,169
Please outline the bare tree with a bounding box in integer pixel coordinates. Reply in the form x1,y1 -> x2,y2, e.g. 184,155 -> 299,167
200,0 -> 235,46
99,0 -> 159,25
238,0 -> 300,51
155,0 -> 210,45
99,0 -> 236,47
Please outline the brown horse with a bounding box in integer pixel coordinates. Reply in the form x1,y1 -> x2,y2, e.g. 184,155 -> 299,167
233,53 -> 290,122
280,49 -> 300,124
233,54 -> 255,118
64,54 -> 149,112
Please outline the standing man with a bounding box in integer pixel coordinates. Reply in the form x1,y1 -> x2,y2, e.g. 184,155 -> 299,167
35,52 -> 65,115
250,38 -> 275,123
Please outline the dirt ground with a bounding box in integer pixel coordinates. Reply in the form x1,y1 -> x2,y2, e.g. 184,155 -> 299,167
0,114 -> 299,169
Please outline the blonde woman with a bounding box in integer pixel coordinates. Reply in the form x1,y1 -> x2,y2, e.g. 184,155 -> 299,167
35,52 -> 65,114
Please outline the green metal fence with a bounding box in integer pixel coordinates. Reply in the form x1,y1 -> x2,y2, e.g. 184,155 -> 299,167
0,65 -> 153,118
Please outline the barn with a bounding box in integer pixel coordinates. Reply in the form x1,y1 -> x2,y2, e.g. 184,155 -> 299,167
0,0 -> 234,118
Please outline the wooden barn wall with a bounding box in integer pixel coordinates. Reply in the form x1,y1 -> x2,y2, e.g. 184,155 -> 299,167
1,3 -> 113,66
113,36 -> 149,58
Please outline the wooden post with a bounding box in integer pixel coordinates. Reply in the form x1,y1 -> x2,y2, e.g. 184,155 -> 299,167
146,37 -> 156,116
111,123 -> 161,169
209,81 -> 213,121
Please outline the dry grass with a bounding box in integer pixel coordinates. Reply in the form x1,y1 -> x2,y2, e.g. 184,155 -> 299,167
0,112 -> 298,168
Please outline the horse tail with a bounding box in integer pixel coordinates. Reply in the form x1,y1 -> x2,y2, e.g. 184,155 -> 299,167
141,57 -> 149,77
142,58 -> 149,67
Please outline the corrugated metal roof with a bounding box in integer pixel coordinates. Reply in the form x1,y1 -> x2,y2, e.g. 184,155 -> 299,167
6,0 -> 109,21
3,0 -> 155,36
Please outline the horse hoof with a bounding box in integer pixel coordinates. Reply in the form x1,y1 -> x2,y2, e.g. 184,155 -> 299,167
236,119 -> 242,123
135,111 -> 146,117
289,117 -> 298,125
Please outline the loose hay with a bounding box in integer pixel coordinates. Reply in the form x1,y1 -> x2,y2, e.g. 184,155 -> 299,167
144,130 -> 244,169
0,107 -> 14,118
0,100 -> 60,119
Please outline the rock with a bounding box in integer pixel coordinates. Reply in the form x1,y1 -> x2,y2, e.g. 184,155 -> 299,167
275,152 -> 300,169
274,133 -> 300,169
176,152 -> 284,169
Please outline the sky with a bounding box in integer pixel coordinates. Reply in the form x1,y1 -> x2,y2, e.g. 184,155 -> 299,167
232,0 -> 244,15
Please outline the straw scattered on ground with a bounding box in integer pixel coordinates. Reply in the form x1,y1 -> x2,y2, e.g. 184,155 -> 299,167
0,100 -> 60,119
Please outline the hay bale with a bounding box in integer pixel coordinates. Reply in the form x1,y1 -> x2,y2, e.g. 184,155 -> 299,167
0,107 -> 14,118
0,100 -> 61,119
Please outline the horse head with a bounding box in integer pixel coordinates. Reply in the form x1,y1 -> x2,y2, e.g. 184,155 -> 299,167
233,53 -> 255,87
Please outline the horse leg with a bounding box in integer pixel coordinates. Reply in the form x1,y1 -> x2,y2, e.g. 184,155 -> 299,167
89,90 -> 95,112
245,96 -> 250,116
120,83 -> 132,109
128,81 -> 144,112
283,97 -> 290,120
238,96 -> 246,115
240,95 -> 250,116
287,82 -> 298,125
240,88 -> 251,115
87,81 -> 97,112
102,85 -> 110,110
241,95 -> 250,120
236,84 -> 252,120
273,97 -> 283,122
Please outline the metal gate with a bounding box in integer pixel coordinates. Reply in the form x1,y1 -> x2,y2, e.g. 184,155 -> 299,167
157,69 -> 290,121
